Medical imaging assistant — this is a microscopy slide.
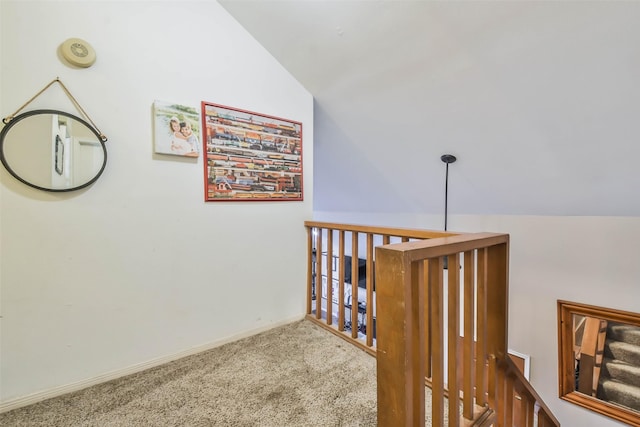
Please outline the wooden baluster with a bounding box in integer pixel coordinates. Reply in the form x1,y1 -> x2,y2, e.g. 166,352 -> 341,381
486,241 -> 510,423
518,388 -> 533,427
429,257 -> 445,426
462,250 -> 475,420
306,226 -> 314,315
517,390 -> 527,427
351,232 -> 359,339
338,231 -> 345,332
505,373 -> 515,427
366,233 -> 374,347
513,384 -> 525,427
424,259 -> 432,379
447,253 -> 461,427
538,412 -> 552,427
488,357 -> 513,427
525,394 -> 535,427
476,248 -> 488,406
315,228 -> 323,320
326,229 -> 334,325
413,260 -> 426,424
578,316 -> 601,395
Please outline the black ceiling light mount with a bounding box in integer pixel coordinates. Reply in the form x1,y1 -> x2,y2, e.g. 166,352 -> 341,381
441,154 -> 457,269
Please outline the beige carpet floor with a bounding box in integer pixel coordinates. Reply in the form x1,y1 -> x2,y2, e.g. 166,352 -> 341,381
0,320 -> 437,426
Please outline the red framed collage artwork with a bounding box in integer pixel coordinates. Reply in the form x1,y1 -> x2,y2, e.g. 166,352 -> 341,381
201,102 -> 303,202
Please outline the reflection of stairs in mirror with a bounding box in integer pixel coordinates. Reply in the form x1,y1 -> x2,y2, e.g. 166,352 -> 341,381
597,322 -> 640,412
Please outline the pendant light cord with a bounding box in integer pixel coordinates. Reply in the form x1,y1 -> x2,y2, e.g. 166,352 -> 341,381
440,154 -> 457,232
444,162 -> 449,231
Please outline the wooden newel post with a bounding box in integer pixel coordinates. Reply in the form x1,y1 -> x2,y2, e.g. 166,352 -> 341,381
485,240 -> 510,418
376,246 -> 425,426
485,241 -> 509,361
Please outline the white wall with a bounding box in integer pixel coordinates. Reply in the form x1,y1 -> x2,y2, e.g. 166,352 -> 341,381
309,4 -> 640,426
310,2 -> 640,218
314,210 -> 639,426
0,1 -> 313,407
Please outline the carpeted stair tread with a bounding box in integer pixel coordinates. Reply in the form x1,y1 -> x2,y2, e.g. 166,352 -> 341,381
600,358 -> 640,384
604,339 -> 640,366
607,323 -> 640,347
597,322 -> 640,414
597,378 -> 640,412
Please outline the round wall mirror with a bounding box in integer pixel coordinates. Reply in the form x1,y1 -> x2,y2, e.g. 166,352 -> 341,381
0,109 -> 107,192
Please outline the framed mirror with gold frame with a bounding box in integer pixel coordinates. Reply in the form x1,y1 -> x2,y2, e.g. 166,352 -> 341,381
557,300 -> 640,426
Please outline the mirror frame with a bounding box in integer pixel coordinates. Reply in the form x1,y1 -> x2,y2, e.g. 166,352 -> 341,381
557,299 -> 640,426
0,109 -> 107,192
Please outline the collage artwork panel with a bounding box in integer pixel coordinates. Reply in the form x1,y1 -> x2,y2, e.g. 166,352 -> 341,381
202,102 -> 303,202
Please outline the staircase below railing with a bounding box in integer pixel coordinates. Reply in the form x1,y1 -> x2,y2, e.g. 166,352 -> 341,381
597,322 -> 640,412
305,221 -> 560,426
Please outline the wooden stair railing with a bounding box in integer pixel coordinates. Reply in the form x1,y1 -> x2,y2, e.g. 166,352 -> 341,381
304,221 -> 458,356
491,355 -> 561,427
375,232 -> 559,426
375,232 -> 506,426
304,222 -> 559,426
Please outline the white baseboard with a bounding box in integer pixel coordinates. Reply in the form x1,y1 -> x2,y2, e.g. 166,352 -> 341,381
0,315 -> 304,414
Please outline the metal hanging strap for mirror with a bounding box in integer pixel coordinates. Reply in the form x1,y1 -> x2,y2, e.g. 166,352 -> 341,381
2,77 -> 108,142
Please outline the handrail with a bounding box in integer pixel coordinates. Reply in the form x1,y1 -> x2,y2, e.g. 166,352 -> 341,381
492,355 -> 561,427
304,221 -> 559,426
305,220 -> 460,239
376,232 -> 509,261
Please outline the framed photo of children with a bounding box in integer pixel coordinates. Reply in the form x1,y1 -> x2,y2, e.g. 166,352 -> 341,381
201,101 -> 303,202
153,100 -> 201,158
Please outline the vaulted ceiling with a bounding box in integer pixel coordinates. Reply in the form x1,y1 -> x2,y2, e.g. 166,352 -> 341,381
219,1 -> 640,216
